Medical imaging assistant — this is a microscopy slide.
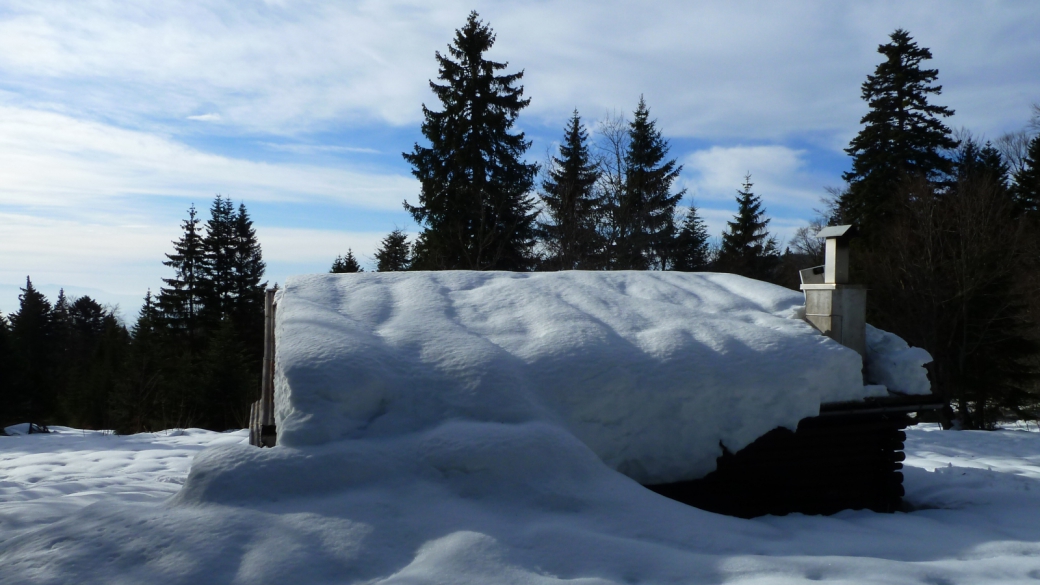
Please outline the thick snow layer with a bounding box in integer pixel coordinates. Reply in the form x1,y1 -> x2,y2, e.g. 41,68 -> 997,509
4,425 -> 1040,584
273,271 -> 879,483
0,272 -> 955,584
865,324 -> 934,395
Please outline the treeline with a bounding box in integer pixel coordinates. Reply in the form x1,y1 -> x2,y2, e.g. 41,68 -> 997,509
4,15 -> 1038,433
333,12 -> 787,284
753,32 -> 1040,428
334,16 -> 1040,428
0,197 -> 267,433
826,30 -> 1040,429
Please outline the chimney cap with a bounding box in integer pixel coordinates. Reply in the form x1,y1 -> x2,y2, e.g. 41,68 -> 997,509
815,224 -> 857,241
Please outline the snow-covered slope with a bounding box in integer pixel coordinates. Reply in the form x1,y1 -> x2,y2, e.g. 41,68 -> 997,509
273,271 -> 879,483
3,425 -> 1040,584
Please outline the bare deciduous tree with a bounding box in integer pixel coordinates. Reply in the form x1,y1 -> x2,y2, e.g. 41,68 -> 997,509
593,112 -> 630,269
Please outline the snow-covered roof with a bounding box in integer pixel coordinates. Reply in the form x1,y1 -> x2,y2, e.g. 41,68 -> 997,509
272,271 -> 888,484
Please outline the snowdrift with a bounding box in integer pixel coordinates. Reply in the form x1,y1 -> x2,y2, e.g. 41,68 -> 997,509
865,323 -> 934,396
0,272 -> 954,585
270,271 -> 887,485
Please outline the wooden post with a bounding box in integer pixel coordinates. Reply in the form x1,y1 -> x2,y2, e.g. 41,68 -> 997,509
259,289 -> 278,447
248,400 -> 259,446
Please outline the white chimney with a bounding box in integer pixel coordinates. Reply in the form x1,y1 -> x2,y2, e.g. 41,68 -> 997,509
799,225 -> 867,357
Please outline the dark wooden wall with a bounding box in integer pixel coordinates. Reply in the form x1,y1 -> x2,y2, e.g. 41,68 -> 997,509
644,401 -> 934,518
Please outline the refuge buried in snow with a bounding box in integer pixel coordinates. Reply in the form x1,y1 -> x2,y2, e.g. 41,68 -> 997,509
254,265 -> 939,517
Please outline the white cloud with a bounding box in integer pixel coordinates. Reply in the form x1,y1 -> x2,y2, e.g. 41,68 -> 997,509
0,106 -> 414,210
0,1 -> 1034,141
0,211 -> 392,314
0,212 -> 171,314
261,143 -> 381,155
257,226 -> 385,265
682,145 -> 828,244
187,113 -> 222,122
684,145 -> 823,207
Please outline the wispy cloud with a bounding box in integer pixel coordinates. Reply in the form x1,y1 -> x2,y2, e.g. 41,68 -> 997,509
261,142 -> 381,155
0,1 -> 1034,139
0,106 -> 414,210
187,113 -> 221,122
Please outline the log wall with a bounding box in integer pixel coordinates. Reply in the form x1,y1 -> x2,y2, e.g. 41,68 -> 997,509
646,397 -> 941,518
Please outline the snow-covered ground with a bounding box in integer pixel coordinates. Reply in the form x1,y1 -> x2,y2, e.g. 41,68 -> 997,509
2,424 -> 1040,584
0,272 -> 1014,583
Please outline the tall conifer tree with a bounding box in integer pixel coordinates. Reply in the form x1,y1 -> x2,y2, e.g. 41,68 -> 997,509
230,202 -> 267,354
374,229 -> 412,272
839,29 -> 957,234
404,11 -> 538,271
718,175 -> 779,280
537,110 -> 603,270
612,97 -> 684,270
158,205 -> 205,347
199,196 -> 237,327
9,277 -> 54,428
671,205 -> 711,271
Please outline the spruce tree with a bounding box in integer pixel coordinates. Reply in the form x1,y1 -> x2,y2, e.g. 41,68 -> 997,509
671,204 -> 711,271
537,110 -> 604,270
231,203 -> 266,310
158,205 -> 205,348
718,174 -> 779,280
839,29 -> 957,234
1012,135 -> 1040,216
230,202 -> 267,361
51,289 -> 72,354
612,97 -> 684,270
199,196 -> 237,328
956,138 -> 1011,190
331,250 -> 364,273
9,277 -> 54,428
375,229 -> 412,272
49,289 -> 73,411
403,11 -> 539,271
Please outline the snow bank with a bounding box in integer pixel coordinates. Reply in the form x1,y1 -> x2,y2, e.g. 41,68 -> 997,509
865,324 -> 933,395
6,423 -> 1040,585
272,271 -> 880,484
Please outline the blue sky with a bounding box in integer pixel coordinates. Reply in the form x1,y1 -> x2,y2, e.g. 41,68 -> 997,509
1,0 -> 1038,319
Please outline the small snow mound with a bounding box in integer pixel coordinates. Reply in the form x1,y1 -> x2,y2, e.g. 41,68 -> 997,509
2,423 -> 51,436
865,324 -> 933,395
175,421 -> 609,506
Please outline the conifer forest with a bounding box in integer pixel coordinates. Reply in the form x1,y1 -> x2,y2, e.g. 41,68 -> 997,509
3,14 -> 1040,432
